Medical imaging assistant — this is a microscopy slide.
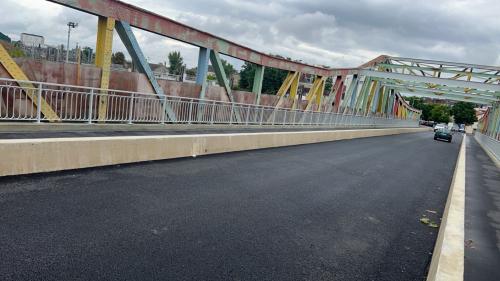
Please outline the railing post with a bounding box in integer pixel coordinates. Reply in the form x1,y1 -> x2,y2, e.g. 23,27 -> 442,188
246,105 -> 250,125
210,100 -> 216,124
87,89 -> 94,124
283,110 -> 287,125
272,109 -> 276,126
229,103 -> 234,124
161,96 -> 167,124
293,110 -> 297,126
36,83 -> 42,123
259,107 -> 264,125
188,99 -> 193,124
128,93 -> 135,124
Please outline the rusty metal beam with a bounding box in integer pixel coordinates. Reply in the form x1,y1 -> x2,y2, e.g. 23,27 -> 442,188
48,0 -> 333,76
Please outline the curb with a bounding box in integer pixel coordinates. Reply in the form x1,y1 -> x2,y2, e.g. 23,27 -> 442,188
0,128 -> 427,177
426,135 -> 465,281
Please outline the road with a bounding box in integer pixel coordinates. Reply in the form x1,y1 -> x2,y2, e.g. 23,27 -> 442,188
0,131 -> 462,281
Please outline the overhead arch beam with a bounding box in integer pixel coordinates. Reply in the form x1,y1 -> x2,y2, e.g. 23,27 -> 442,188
359,70 -> 500,94
48,0 -> 332,76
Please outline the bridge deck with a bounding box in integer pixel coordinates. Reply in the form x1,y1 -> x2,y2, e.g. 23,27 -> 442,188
0,132 -> 461,281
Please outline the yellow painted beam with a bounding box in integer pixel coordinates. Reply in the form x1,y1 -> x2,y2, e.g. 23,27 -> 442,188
289,72 -> 300,109
275,71 -> 300,109
365,80 -> 378,112
0,44 -> 59,120
95,16 -> 115,121
304,76 -> 326,111
276,72 -> 296,97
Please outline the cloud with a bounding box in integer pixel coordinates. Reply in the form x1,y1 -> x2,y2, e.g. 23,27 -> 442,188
1,0 -> 499,69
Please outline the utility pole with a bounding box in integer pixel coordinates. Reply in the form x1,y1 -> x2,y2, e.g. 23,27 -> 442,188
66,22 -> 78,63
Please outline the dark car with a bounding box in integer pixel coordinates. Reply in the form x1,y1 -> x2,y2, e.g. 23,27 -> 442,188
434,128 -> 452,143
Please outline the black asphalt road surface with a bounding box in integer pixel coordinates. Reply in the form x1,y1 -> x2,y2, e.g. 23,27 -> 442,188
0,132 -> 462,281
464,136 -> 500,281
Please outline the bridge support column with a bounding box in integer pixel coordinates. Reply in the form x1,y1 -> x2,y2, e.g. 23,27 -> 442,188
196,47 -> 210,100
95,16 -> 115,121
341,74 -> 359,114
304,76 -> 327,112
253,65 -> 265,105
325,76 -> 342,112
275,71 -> 300,109
115,21 -> 176,121
0,44 -> 59,121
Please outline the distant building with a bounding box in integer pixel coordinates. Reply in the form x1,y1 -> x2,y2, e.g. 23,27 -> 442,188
0,32 -> 11,43
149,63 -> 169,77
20,33 -> 44,47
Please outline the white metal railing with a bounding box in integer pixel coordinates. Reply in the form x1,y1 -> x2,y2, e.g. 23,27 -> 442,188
0,77 -> 418,128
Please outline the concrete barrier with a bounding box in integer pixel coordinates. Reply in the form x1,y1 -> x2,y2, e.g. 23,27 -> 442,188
0,127 -> 428,177
474,132 -> 500,167
426,135 -> 465,281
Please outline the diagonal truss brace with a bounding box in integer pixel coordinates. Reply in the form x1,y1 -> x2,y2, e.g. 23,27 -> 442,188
115,20 -> 176,121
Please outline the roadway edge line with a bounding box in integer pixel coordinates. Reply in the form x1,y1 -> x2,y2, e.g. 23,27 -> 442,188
426,135 -> 465,281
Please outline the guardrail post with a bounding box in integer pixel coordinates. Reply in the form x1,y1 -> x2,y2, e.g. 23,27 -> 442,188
229,103 -> 234,124
293,110 -> 297,126
160,96 -> 166,124
128,93 -> 135,124
36,83 -> 42,123
259,107 -> 264,125
210,100 -> 216,124
272,109 -> 276,126
246,105 -> 250,125
87,89 -> 94,124
188,99 -> 193,124
283,110 -> 287,125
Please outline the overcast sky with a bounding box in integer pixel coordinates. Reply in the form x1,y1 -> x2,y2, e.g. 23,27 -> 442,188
2,0 -> 500,69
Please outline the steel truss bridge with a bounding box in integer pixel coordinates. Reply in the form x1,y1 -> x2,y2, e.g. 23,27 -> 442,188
0,0 -> 498,140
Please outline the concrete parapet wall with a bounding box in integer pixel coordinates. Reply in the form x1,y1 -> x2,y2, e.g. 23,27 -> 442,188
474,132 -> 500,167
426,135 -> 465,281
0,128 -> 427,177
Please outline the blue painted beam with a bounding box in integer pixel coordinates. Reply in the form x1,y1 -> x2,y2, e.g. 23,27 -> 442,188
115,20 -> 176,121
196,47 -> 210,99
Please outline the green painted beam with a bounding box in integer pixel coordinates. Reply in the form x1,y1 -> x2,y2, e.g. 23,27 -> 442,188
209,50 -> 242,123
377,63 -> 500,80
253,65 -> 265,105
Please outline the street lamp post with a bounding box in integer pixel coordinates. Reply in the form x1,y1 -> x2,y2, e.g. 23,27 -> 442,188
66,22 -> 78,63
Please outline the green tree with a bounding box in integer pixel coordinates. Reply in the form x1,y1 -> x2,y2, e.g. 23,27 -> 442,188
111,51 -> 125,65
430,104 -> 451,123
403,97 -> 434,121
167,51 -> 185,75
221,59 -> 236,77
185,67 -> 197,77
325,76 -> 333,93
207,73 -> 216,81
239,62 -> 288,94
451,102 -> 477,125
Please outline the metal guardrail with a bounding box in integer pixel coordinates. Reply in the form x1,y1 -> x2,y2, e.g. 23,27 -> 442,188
474,132 -> 500,163
0,77 -> 418,128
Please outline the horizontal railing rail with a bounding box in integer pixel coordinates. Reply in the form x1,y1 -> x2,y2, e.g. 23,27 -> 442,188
0,77 -> 418,128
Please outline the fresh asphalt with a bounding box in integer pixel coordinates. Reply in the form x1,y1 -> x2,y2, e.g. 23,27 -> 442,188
0,131 -> 462,281
464,136 -> 500,281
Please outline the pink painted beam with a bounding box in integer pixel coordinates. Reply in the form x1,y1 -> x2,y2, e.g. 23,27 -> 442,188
48,0 -> 337,76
